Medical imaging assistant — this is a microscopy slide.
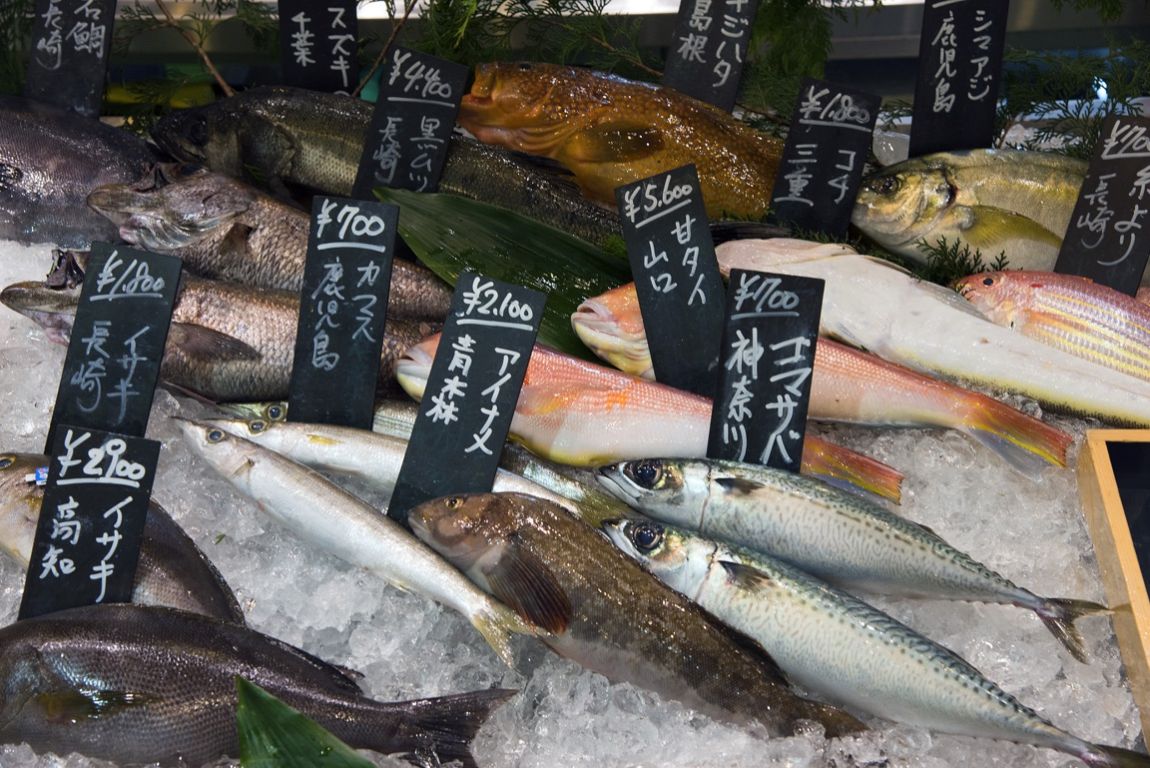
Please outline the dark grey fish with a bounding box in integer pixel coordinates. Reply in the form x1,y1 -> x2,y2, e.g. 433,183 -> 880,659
0,452 -> 244,623
0,96 -> 157,247
0,603 -> 514,767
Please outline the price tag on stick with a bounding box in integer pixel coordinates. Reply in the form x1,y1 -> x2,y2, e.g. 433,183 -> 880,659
1054,115 -> 1150,296
353,47 -> 468,197
279,0 -> 359,94
908,0 -> 1009,157
24,0 -> 116,117
288,197 -> 398,428
388,272 -> 545,526
769,78 -> 879,238
19,427 -> 160,620
662,0 -> 760,111
707,269 -> 824,473
46,244 -> 181,452
616,165 -> 726,398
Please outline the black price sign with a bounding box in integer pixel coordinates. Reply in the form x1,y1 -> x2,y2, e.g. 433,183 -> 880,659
352,47 -> 468,198
616,165 -> 726,398
388,272 -> 545,526
707,269 -> 823,473
47,244 -> 181,452
278,0 -> 358,94
19,427 -> 160,620
24,0 -> 116,118
288,197 -> 398,428
908,0 -> 1008,157
1054,116 -> 1150,296
769,78 -> 879,238
661,0 -> 759,111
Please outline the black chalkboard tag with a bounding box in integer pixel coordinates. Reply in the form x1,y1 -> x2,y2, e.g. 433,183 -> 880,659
615,164 -> 726,398
388,271 -> 545,526
661,0 -> 760,111
1053,115 -> 1150,296
19,427 -> 160,620
46,244 -> 182,453
278,0 -> 359,94
352,47 -> 469,198
706,269 -> 824,473
287,197 -> 398,428
23,0 -> 117,118
769,78 -> 880,238
908,0 -> 1009,157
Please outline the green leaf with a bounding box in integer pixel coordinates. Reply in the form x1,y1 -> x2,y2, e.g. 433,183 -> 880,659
236,677 -> 375,768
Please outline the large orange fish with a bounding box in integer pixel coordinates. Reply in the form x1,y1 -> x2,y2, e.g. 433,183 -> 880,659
459,62 -> 783,220
397,335 -> 904,503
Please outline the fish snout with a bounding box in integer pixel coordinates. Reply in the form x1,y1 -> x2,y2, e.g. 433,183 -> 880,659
395,342 -> 436,398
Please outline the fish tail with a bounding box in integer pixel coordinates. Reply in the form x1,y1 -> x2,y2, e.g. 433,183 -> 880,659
472,601 -> 541,668
397,687 -> 517,768
802,436 -> 904,504
962,401 -> 1073,477
1033,597 -> 1110,663
1077,743 -> 1150,767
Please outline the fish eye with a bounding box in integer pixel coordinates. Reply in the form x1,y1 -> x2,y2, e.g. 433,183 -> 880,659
875,176 -> 901,195
206,428 -> 226,443
249,420 -> 267,434
626,459 -> 663,489
982,277 -> 995,286
0,455 -> 13,469
445,496 -> 464,509
517,62 -> 533,71
628,521 -> 664,553
266,404 -> 286,421
188,116 -> 209,147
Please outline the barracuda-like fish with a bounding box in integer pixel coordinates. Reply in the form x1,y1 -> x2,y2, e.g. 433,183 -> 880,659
603,518 -> 1149,767
957,270 -> 1150,383
175,418 -> 537,667
0,603 -> 514,767
572,281 -> 1072,475
396,334 -> 905,503
0,452 -> 243,623
596,457 -> 1107,662
714,238 -> 1150,426
0,275 -> 438,401
408,491 -> 865,737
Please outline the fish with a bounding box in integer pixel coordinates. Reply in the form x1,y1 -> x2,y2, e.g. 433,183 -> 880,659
596,457 -> 1108,662
571,281 -> 1073,475
852,149 -> 1088,273
408,491 -> 866,737
602,518 -> 1149,767
956,270 -> 1150,384
396,334 -> 905,503
86,166 -> 453,319
0,95 -> 157,247
0,603 -> 514,767
713,237 -> 1150,426
459,62 -> 784,220
0,274 -> 438,402
0,452 -> 244,623
174,418 -> 538,667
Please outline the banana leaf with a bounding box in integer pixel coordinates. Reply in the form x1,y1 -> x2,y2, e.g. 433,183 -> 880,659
375,187 -> 631,359
236,677 -> 375,768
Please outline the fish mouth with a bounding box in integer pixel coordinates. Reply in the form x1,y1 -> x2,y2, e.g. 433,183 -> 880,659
570,301 -> 653,377
0,282 -> 79,345
467,64 -> 497,101
395,344 -> 434,399
595,465 -> 640,505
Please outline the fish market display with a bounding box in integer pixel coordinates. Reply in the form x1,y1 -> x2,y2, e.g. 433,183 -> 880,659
459,62 -> 784,220
572,281 -> 1072,474
87,167 -> 453,318
957,270 -> 1150,383
0,96 -> 157,248
0,452 -> 243,623
852,149 -> 1088,273
175,419 -> 537,667
0,274 -> 437,401
0,603 -> 513,767
603,519 -> 1148,767
409,491 -> 866,737
715,238 -> 1150,426
397,334 -> 905,502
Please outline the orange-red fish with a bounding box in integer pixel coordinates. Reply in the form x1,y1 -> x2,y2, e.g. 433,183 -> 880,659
459,62 -> 783,220
397,335 -> 904,503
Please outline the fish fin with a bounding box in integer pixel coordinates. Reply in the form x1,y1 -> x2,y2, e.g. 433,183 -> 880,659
481,543 -> 573,635
396,688 -> 517,768
962,405 -> 1073,478
961,206 -> 1063,253
714,476 -> 763,496
1033,597 -> 1110,664
1077,744 -> 1150,767
35,689 -> 154,722
470,599 -> 546,669
169,322 -> 262,362
564,124 -> 666,163
719,559 -> 773,589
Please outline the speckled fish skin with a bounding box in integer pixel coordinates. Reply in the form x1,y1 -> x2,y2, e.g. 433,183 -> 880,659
86,167 -> 453,320
0,276 -> 439,401
0,452 -> 244,623
0,603 -> 515,767
0,96 -> 157,248
852,149 -> 1088,274
596,457 -> 1107,662
459,62 -> 784,220
408,491 -> 866,738
603,518 -> 1148,768
957,270 -> 1150,383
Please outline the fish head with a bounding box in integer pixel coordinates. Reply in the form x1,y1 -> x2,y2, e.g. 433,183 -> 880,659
601,518 -> 707,594
408,492 -> 527,579
151,103 -> 244,177
954,271 -> 1030,326
571,283 -> 653,378
217,401 -> 289,424
173,418 -> 260,485
0,281 -> 80,345
0,453 -> 48,563
852,161 -> 955,250
395,333 -> 441,401
595,459 -> 705,527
